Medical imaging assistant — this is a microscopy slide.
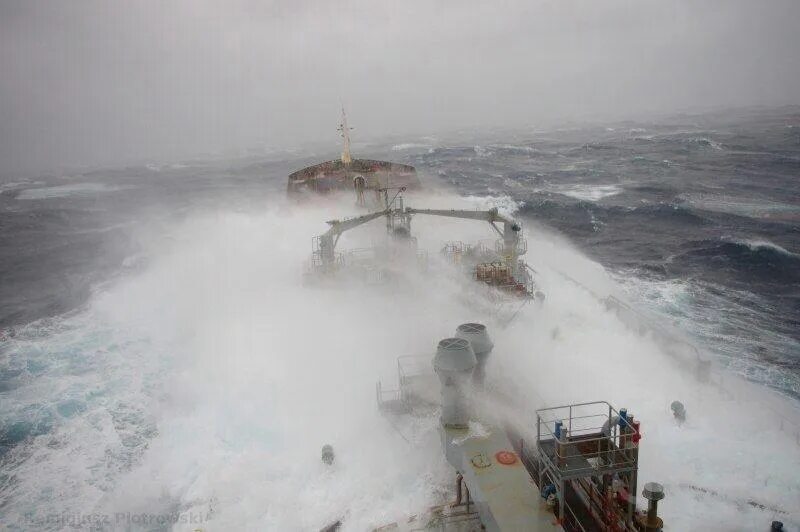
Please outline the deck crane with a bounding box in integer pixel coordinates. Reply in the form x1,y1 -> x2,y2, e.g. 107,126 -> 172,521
404,207 -> 524,277
313,193 -> 527,283
316,209 -> 390,270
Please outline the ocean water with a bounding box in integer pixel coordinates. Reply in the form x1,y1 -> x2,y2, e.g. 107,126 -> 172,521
399,107 -> 800,398
0,107 -> 799,530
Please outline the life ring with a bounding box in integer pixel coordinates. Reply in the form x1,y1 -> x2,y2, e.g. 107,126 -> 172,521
495,450 -> 518,465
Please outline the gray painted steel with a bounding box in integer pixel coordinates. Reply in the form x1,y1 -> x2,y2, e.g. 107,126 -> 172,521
434,337 -> 477,429
455,323 -> 494,386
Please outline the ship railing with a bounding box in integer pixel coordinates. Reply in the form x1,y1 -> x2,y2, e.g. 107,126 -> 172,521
488,281 -> 535,300
535,402 -> 641,529
441,241 -> 466,255
311,235 -> 323,257
440,241 -> 469,266
309,235 -> 347,272
397,355 -> 437,403
604,294 -> 800,446
552,266 -> 800,447
416,250 -> 429,271
376,355 -> 437,414
475,262 -> 535,298
308,251 -> 344,271
375,381 -> 407,414
397,355 -> 433,381
364,267 -> 384,285
376,380 -> 401,402
536,401 -> 640,479
308,247 -> 374,270
342,247 -> 377,264
495,236 -> 528,256
474,239 -> 496,253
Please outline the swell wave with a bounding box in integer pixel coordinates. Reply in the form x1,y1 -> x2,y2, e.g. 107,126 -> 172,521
520,200 -> 710,228
734,239 -> 799,259
674,239 -> 800,283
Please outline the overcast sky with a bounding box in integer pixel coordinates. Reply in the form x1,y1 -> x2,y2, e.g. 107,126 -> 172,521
1,0 -> 799,174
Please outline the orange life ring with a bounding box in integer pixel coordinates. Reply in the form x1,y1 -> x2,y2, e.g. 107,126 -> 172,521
495,450 -> 518,465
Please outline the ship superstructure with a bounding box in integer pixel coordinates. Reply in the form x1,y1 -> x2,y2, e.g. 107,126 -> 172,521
303,159 -> 796,532
305,189 -> 541,311
305,195 -> 668,530
287,109 -> 419,201
306,190 -> 800,530
373,323 -> 665,532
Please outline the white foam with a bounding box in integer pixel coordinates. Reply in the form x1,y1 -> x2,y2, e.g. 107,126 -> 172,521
737,239 -> 798,258
460,194 -> 523,217
492,144 -> 537,154
1,180 -> 43,191
505,234 -> 800,530
549,183 -> 623,201
473,145 -> 490,158
16,183 -> 130,200
391,143 -> 431,151
2,193 -> 799,531
678,194 -> 800,220
691,137 -> 724,150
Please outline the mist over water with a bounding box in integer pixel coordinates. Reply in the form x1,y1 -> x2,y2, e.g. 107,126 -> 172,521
2,0 -> 799,528
2,0 -> 800,174
1,156 -> 799,530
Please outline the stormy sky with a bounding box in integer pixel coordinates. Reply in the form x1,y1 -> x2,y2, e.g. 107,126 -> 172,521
1,0 -> 798,174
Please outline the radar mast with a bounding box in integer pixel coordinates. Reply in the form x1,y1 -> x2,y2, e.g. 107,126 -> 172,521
337,107 -> 353,165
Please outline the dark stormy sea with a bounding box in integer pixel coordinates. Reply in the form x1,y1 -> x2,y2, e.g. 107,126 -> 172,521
1,106 -> 799,530
409,107 -> 800,399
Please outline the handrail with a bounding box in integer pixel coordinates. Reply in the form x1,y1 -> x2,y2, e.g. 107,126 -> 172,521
536,401 -> 640,476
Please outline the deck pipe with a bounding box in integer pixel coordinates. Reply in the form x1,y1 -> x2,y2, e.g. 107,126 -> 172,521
641,482 -> 665,531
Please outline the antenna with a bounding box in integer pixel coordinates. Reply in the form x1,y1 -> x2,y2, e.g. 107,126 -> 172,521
337,107 -> 353,165
377,186 -> 408,232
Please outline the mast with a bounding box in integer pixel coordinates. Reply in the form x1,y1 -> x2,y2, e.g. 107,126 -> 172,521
337,107 -> 353,166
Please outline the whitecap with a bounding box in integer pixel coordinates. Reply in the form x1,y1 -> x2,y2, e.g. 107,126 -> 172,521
473,145 -> 491,158
460,194 -> 524,216
735,239 -> 799,258
549,183 -> 623,202
391,143 -> 431,151
690,137 -> 724,150
491,144 -> 536,154
679,194 -> 799,220
16,183 -> 130,200
1,180 -> 42,191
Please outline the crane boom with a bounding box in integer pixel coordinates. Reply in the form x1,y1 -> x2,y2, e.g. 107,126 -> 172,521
313,202 -> 525,278
404,207 -> 509,225
405,207 -> 522,271
318,209 -> 389,265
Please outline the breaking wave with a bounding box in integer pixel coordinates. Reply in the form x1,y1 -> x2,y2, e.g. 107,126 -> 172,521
735,239 -> 799,258
2,192 -> 799,531
689,137 -> 725,150
545,183 -> 623,202
674,239 -> 800,283
16,183 -> 131,200
460,194 -> 523,216
391,143 -> 431,152
3,109 -> 800,531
